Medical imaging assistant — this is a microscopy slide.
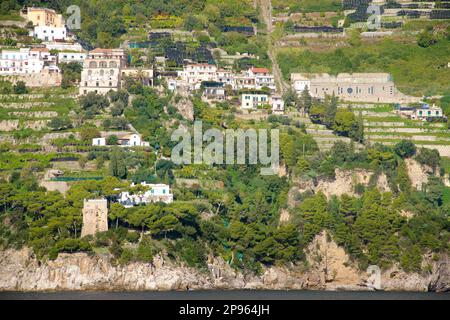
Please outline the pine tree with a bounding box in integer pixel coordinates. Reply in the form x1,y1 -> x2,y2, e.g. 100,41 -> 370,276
324,93 -> 338,128
300,87 -> 312,113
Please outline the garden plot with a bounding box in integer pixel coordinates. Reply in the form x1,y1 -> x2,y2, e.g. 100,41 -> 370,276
350,103 -> 450,156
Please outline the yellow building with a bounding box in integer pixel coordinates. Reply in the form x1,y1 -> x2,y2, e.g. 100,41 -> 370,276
23,7 -> 64,28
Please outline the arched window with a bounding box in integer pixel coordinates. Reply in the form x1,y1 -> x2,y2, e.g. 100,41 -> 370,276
110,69 -> 114,76
109,61 -> 117,68
88,70 -> 92,76
99,61 -> 107,68
89,61 -> 97,68
100,69 -> 104,76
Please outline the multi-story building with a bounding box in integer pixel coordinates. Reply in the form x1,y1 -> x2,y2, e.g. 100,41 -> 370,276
0,47 -> 58,74
0,48 -> 31,74
234,75 -> 256,91
79,48 -> 127,95
291,73 -> 416,103
216,69 -> 235,87
202,81 -> 226,101
245,67 -> 276,91
179,63 -> 218,89
80,48 -> 154,95
270,95 -> 285,114
240,93 -> 270,109
22,7 -> 65,27
31,25 -> 67,42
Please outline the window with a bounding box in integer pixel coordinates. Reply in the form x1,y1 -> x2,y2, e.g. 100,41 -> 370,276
347,87 -> 353,94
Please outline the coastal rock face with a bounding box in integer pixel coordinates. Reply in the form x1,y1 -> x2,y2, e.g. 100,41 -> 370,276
171,93 -> 194,121
405,158 -> 429,190
292,169 -> 392,199
1,239 -> 449,292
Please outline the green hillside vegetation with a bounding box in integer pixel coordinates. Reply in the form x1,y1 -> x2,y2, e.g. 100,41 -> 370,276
277,36 -> 450,96
273,0 -> 342,14
13,0 -> 257,48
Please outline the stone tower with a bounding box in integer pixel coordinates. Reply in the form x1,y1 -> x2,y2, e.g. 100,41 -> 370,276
81,199 -> 108,237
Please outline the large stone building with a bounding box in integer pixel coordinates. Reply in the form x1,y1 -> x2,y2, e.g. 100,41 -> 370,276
81,199 -> 108,237
79,48 -> 127,95
291,73 -> 417,103
79,48 -> 153,95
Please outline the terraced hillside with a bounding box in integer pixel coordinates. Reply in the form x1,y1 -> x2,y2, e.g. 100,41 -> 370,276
342,103 -> 450,157
0,90 -> 77,142
286,111 -> 364,151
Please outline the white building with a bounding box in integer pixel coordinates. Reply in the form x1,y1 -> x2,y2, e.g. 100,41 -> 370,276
270,95 -> 285,114
92,137 -> 106,146
411,105 -> 444,121
31,26 -> 67,42
58,52 -> 86,64
234,75 -> 257,91
217,69 -> 235,87
0,47 -> 58,75
117,133 -> 150,147
240,93 -> 269,109
245,67 -> 276,91
180,63 -> 218,89
117,182 -> 174,207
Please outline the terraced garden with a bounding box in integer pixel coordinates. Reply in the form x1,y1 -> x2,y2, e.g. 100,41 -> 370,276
342,103 -> 450,157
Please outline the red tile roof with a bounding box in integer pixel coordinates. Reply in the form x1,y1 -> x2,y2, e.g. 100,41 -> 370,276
250,67 -> 269,74
90,48 -> 114,53
30,47 -> 49,52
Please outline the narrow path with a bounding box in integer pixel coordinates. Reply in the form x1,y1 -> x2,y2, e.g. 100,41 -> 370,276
257,0 -> 289,95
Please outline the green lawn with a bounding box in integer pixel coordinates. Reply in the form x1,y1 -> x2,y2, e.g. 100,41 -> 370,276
441,157 -> 450,174
273,0 -> 341,13
443,187 -> 450,204
0,13 -> 24,21
277,38 -> 450,96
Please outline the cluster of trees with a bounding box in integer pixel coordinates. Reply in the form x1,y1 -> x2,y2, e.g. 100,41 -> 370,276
60,62 -> 82,89
292,89 -> 364,142
19,0 -> 257,48
295,183 -> 449,271
0,80 -> 29,95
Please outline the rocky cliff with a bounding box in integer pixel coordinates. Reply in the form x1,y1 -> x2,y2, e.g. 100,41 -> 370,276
1,232 -> 448,292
